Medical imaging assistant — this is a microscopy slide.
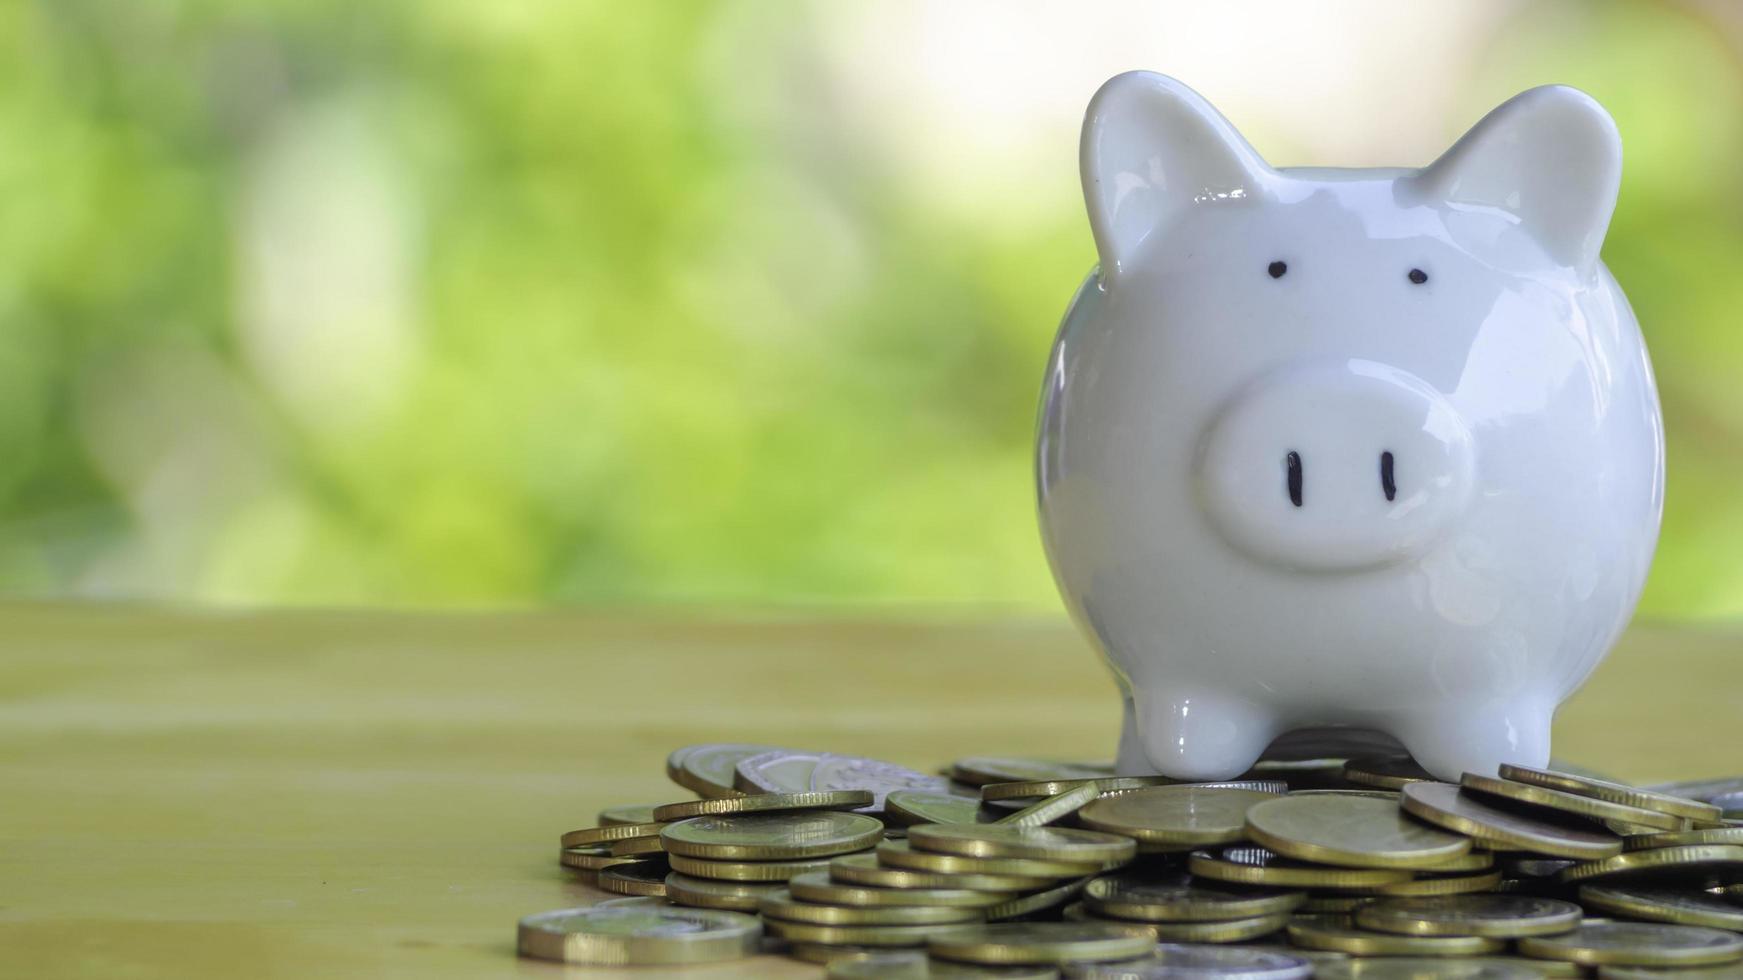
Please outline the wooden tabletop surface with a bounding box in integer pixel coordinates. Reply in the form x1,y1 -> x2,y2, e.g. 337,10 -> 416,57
2,603 -> 1739,978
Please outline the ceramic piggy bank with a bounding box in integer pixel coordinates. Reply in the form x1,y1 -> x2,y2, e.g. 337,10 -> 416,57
1036,73 -> 1663,782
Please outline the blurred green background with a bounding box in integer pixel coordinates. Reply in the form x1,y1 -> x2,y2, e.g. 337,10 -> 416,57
1,0 -> 1739,613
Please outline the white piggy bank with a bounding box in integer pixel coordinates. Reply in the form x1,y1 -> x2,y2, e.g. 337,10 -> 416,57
1036,73 -> 1663,782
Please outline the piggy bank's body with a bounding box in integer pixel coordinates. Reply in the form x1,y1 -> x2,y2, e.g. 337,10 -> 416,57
1037,74 -> 1663,782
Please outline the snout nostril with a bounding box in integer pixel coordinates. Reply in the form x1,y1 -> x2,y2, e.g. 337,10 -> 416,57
1381,451 -> 1396,502
1285,451 -> 1303,507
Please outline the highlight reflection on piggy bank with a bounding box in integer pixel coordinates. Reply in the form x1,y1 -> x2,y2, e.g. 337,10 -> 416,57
1036,73 -> 1663,782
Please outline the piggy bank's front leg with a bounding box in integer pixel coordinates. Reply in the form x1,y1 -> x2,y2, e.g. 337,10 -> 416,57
1119,687 -> 1280,780
1391,699 -> 1554,783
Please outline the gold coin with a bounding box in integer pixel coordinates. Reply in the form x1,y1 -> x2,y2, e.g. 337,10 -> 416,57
764,919 -> 978,947
908,824 -> 1136,864
560,845 -> 645,871
948,757 -> 1112,786
980,776 -> 1174,802
1610,817 -> 1691,835
1516,920 -> 1743,967
876,839 -> 1105,878
1245,794 -> 1472,869
1462,774 -> 1686,833
660,811 -> 883,861
829,851 -> 1054,892
561,822 -> 669,847
1070,904 -> 1294,944
926,922 -> 1155,965
995,784 -> 1101,828
1424,850 -> 1494,872
1313,958 -> 1548,978
597,803 -> 662,826
1366,869 -> 1503,896
1187,846 -> 1414,890
651,791 -> 873,822
1344,756 -> 1435,790
516,904 -> 760,965
758,889 -> 985,926
789,870 -> 1012,908
1624,827 -> 1743,851
1500,765 -> 1722,822
592,896 -> 668,909
1084,869 -> 1304,922
1072,901 -> 1289,936
670,743 -> 779,799
1354,894 -> 1582,937
1291,789 -> 1402,801
1078,785 -> 1280,849
597,860 -> 672,897
1128,912 -> 1293,944
663,872 -> 783,912
1286,913 -> 1505,956
1400,781 -> 1623,860
1301,895 -> 1373,914
667,852 -> 833,881
1490,959 -> 1583,978
608,836 -> 666,857
1172,779 -> 1294,795
984,877 -> 1091,922
786,942 -> 879,964
883,790 -> 988,827
1558,845 -> 1743,885
1579,884 -> 1743,930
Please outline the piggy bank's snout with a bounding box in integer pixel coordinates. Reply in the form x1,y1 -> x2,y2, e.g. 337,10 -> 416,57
1196,360 -> 1475,573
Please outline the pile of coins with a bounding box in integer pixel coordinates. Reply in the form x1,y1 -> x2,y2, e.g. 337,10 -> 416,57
520,745 -> 1743,977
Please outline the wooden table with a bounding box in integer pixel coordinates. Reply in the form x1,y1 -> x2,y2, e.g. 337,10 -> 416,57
2,604 -> 1738,978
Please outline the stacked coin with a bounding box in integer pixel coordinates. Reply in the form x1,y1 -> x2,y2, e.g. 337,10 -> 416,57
519,744 -> 1743,973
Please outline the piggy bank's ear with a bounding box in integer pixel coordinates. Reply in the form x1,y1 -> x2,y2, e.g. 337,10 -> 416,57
1082,72 -> 1273,284
1409,86 -> 1621,275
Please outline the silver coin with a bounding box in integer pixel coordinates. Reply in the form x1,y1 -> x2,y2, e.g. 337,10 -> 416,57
950,756 -> 1114,786
1712,791 -> 1743,819
1313,959 -> 1543,979
826,948 -> 1061,978
516,904 -> 761,965
735,750 -> 949,811
1516,921 -> 1743,967
591,896 -> 669,910
675,743 -> 784,797
1643,777 -> 1743,804
1597,965 -> 1743,979
1065,943 -> 1312,979
1059,941 -> 1310,969
1501,856 -> 1578,879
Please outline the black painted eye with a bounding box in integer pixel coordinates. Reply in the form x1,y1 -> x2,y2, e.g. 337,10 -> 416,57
1268,261 -> 1287,279
1408,268 -> 1428,285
